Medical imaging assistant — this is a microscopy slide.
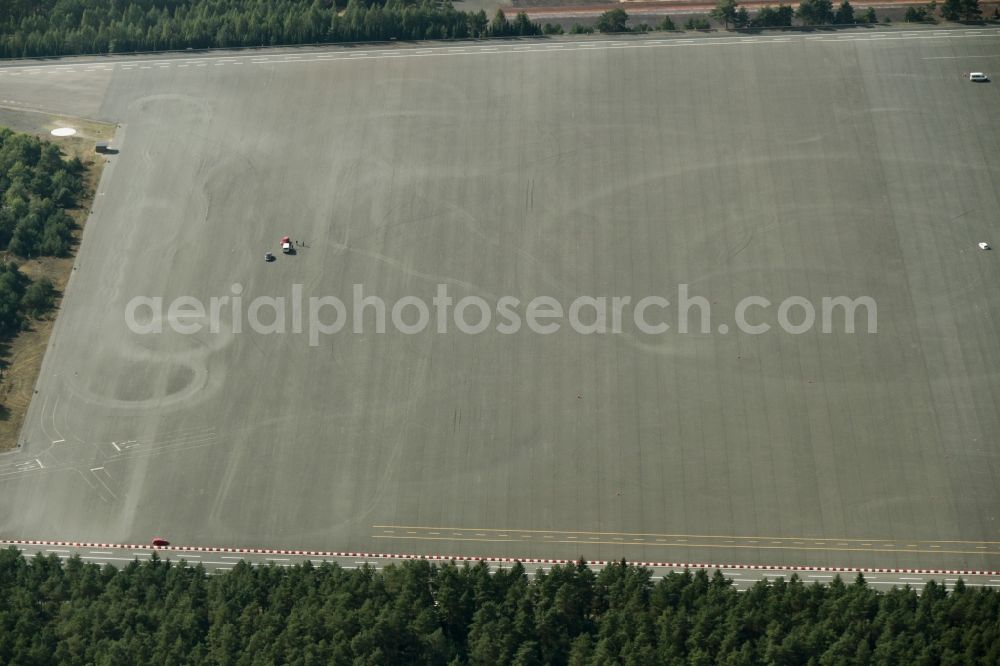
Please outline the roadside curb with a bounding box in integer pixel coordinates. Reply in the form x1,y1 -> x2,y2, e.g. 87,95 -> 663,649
3,539 -> 997,577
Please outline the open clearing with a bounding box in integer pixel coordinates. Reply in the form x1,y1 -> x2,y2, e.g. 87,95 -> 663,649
1,30 -> 999,572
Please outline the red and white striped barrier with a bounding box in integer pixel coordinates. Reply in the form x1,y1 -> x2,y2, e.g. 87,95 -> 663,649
2,538 -> 998,577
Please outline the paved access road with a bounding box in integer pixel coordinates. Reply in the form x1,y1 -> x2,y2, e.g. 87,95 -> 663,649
4,539 -> 997,592
1,27 -> 999,575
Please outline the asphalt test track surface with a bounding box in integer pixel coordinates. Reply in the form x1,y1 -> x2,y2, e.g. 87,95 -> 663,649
1,28 -> 999,574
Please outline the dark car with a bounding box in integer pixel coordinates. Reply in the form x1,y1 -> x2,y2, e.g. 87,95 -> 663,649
151,537 -> 170,547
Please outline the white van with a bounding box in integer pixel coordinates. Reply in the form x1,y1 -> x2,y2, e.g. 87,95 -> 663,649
969,72 -> 990,82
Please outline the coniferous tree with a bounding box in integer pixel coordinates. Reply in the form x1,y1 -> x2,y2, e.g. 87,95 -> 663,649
0,549 -> 999,663
834,0 -> 855,23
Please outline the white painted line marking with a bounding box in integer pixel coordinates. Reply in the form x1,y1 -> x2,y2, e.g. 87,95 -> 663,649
89,551 -> 114,555
899,577 -> 924,581
35,458 -> 43,469
111,442 -> 121,452
46,549 -> 70,553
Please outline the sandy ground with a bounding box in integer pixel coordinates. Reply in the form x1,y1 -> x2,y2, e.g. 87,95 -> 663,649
0,109 -> 112,451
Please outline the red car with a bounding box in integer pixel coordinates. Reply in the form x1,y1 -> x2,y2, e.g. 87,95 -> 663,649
151,537 -> 170,547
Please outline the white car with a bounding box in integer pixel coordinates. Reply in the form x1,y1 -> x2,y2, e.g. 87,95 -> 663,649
969,72 -> 990,82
